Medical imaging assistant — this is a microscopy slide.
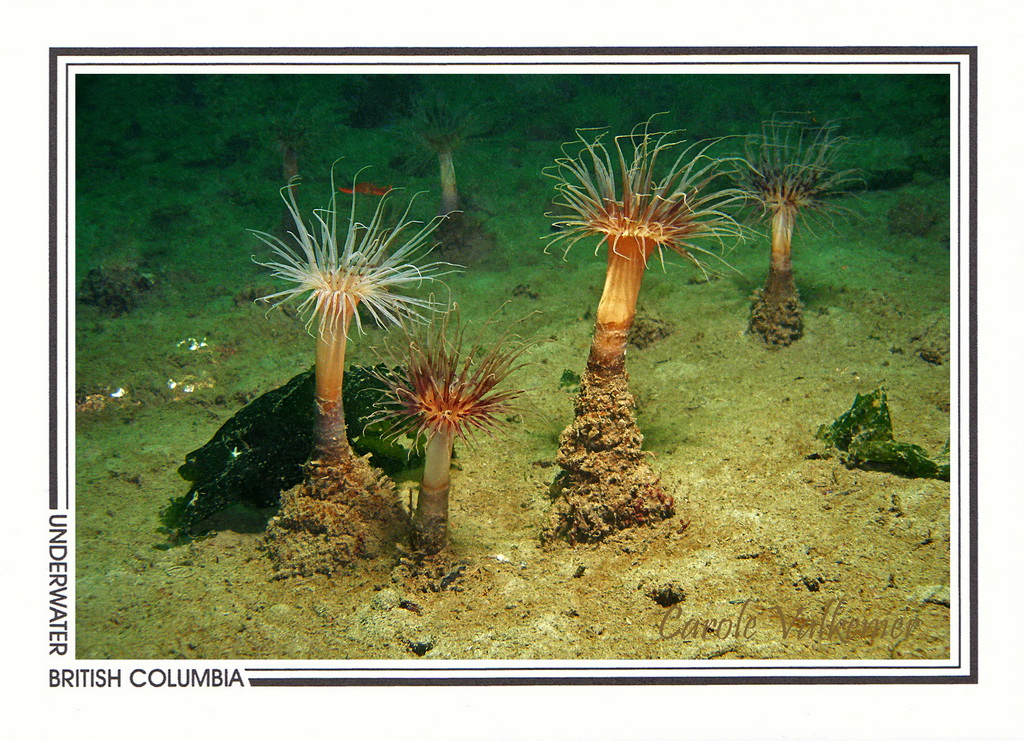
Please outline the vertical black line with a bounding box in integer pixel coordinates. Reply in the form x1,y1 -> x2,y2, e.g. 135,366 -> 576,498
967,46 -> 979,684
49,50 -> 59,510
954,59 -> 962,671
63,59 -> 71,511
954,53 -> 963,675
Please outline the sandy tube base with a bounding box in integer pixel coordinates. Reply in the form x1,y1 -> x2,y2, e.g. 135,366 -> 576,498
749,268 -> 805,346
544,364 -> 675,544
262,453 -> 406,578
413,483 -> 450,556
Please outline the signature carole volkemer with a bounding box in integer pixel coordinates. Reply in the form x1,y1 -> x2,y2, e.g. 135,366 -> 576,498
658,598 -> 924,644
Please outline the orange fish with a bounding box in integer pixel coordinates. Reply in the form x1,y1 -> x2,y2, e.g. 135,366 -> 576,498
338,182 -> 393,196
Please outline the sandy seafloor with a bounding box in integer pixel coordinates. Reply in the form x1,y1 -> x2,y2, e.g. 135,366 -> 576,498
72,74 -> 953,662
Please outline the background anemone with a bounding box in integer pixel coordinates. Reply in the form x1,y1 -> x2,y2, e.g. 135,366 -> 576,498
404,93 -> 490,216
735,116 -> 860,345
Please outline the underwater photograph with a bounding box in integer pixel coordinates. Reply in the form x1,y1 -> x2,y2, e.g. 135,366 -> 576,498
71,69 -> 955,663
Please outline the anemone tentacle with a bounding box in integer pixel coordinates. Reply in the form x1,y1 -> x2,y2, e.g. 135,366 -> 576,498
373,307 -> 538,448
371,306 -> 538,555
252,174 -> 457,339
735,116 -> 860,230
544,117 -> 746,276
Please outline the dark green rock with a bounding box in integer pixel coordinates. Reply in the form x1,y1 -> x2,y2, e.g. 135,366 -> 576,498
168,364 -> 420,538
172,369 -> 316,535
343,364 -> 423,469
816,387 -> 949,481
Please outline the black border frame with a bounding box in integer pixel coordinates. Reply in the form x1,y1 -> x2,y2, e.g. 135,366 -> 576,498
50,46 -> 977,687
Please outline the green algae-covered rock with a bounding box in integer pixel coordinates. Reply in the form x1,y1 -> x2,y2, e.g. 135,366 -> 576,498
167,364 -> 420,537
343,364 -> 423,469
171,369 -> 316,536
816,387 -> 950,481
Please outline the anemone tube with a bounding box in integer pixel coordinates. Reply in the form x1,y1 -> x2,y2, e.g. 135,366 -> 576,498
437,148 -> 459,216
415,428 -> 456,555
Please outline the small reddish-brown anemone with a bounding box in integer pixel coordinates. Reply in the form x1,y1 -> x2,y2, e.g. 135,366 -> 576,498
373,306 -> 539,555
736,117 -> 859,345
542,117 -> 744,543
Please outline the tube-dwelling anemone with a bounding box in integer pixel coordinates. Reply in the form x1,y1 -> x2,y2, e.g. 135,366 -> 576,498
547,119 -> 744,372
373,307 -> 538,555
542,118 -> 743,544
736,117 -> 859,345
253,171 -> 454,466
253,170 -> 456,576
406,93 -> 486,216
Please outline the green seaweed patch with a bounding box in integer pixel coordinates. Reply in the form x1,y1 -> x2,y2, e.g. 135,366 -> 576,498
559,368 -> 581,392
816,387 -> 949,481
344,363 -> 426,470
